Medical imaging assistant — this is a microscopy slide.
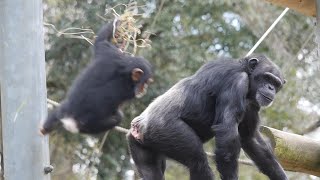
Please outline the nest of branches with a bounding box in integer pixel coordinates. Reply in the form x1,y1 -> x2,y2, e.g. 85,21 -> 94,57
106,2 -> 152,55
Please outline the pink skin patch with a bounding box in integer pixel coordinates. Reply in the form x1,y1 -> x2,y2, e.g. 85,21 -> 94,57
130,119 -> 142,140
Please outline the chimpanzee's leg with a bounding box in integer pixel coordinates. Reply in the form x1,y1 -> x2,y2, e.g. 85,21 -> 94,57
40,108 -> 62,135
127,134 -> 166,180
77,109 -> 123,134
101,109 -> 123,130
141,119 -> 214,180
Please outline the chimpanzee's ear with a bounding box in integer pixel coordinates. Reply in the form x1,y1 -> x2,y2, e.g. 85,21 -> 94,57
132,68 -> 144,82
248,58 -> 259,71
283,79 -> 287,84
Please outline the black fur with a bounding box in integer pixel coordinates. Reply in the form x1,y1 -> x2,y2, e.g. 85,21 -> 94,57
41,21 -> 153,134
128,54 -> 287,180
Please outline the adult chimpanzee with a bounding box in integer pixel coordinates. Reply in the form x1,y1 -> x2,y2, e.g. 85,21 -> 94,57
128,54 -> 287,180
40,20 -> 153,135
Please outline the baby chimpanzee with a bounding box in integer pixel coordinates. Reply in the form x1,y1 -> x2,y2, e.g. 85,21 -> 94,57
40,20 -> 153,135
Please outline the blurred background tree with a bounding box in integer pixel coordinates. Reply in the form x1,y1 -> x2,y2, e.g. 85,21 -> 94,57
43,0 -> 319,179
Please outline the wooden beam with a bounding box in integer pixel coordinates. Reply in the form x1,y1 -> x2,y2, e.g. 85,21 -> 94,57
265,0 -> 316,17
261,126 -> 320,176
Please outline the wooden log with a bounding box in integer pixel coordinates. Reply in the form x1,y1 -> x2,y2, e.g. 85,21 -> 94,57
261,126 -> 320,176
265,0 -> 316,17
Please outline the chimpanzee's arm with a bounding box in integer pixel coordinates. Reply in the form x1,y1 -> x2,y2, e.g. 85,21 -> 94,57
211,72 -> 249,180
239,109 -> 288,180
212,108 -> 241,180
93,20 -> 122,59
95,21 -> 117,44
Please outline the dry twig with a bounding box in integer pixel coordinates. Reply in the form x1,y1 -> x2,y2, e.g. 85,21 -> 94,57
44,22 -> 95,45
105,2 -> 151,54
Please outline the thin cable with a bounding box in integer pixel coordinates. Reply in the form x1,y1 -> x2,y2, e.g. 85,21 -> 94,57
246,8 -> 289,57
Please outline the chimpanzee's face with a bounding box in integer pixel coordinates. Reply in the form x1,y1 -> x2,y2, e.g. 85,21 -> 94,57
246,57 -> 286,107
255,71 -> 284,107
135,78 -> 153,98
131,58 -> 153,98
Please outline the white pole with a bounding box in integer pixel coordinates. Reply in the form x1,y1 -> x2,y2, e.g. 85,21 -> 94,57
246,8 -> 289,57
0,0 -> 51,179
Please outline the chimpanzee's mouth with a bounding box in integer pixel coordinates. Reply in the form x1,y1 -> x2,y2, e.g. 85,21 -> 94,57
261,93 -> 272,102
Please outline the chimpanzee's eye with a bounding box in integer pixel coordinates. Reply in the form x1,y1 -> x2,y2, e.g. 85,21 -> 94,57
264,74 -> 281,88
